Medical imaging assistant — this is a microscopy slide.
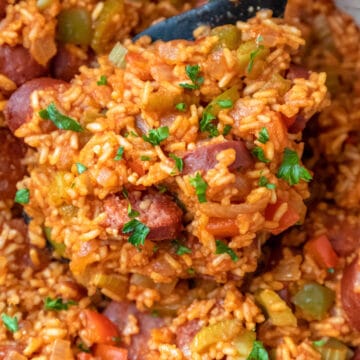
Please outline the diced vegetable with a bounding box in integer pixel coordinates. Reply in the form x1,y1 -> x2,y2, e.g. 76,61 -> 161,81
94,344 -> 128,360
36,0 -> 53,10
83,309 -> 120,345
206,218 -> 239,237
247,340 -> 269,360
92,273 -> 128,298
292,282 -> 335,320
44,297 -> 77,311
92,0 -> 124,54
14,188 -> 30,204
109,42 -> 127,69
255,289 -> 297,327
49,339 -> 73,360
314,338 -> 352,360
211,24 -> 242,50
48,172 -> 71,206
237,40 -> 269,76
191,319 -> 242,353
205,86 -> 239,116
233,330 -> 256,359
305,235 -> 339,269
1,313 -> 18,333
57,8 -> 92,45
44,226 -> 66,257
262,73 -> 291,96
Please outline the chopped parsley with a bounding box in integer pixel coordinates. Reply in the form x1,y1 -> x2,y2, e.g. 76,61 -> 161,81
217,99 -> 233,108
142,126 -> 169,146
169,153 -> 183,174
252,147 -> 270,163
78,343 -> 91,353
172,239 -> 192,256
122,188 -> 129,198
247,340 -> 269,360
39,102 -> 83,132
313,338 -> 327,347
114,146 -> 124,161
44,297 -> 77,311
76,162 -> 87,174
179,64 -> 204,90
124,130 -> 138,138
223,124 -> 232,136
175,102 -> 187,112
258,127 -> 269,144
258,176 -> 276,190
156,184 -> 168,194
327,267 -> 335,274
1,314 -> 18,333
215,240 -> 238,262
15,188 -> 30,204
127,203 -> 140,218
122,219 -> 150,247
189,173 -> 208,203
247,35 -> 265,74
277,148 -> 312,185
140,155 -> 151,161
200,109 -> 219,138
97,75 -> 108,86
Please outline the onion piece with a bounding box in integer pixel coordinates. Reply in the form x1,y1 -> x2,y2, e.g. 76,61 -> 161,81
109,42 -> 127,69
49,339 -> 73,360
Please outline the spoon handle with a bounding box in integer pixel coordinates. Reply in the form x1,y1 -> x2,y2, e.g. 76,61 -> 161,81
133,0 -> 287,42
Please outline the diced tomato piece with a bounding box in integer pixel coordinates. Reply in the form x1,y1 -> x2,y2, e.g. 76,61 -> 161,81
305,234 -> 339,269
206,218 -> 239,237
77,352 -> 93,360
265,201 -> 300,235
94,344 -> 128,360
83,309 -> 120,345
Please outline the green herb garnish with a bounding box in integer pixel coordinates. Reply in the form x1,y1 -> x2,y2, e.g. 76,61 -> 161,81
156,184 -> 167,194
114,146 -> 124,161
140,155 -> 151,161
258,127 -> 269,144
169,153 -> 184,174
223,124 -> 232,136
44,297 -> 77,311
189,172 -> 208,203
1,314 -> 18,333
200,110 -> 219,138
179,64 -> 204,90
277,148 -> 312,185
76,162 -> 87,174
39,103 -> 83,132
258,176 -> 276,190
215,240 -> 238,262
78,343 -> 91,353
122,219 -> 150,247
15,188 -> 30,204
97,75 -> 108,86
313,338 -> 327,347
127,203 -> 140,218
252,147 -> 270,163
247,340 -> 269,360
142,126 -> 169,146
217,99 -> 233,108
172,239 -> 192,256
175,102 -> 187,112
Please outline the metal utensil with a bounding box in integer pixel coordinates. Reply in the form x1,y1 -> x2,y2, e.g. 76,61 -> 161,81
133,0 -> 288,42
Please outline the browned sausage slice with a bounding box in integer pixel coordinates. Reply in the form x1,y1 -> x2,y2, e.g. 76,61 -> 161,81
4,77 -> 67,133
103,192 -> 183,241
286,64 -> 310,81
103,301 -> 164,360
0,45 -> 47,86
0,128 -> 27,201
176,320 -> 201,358
51,44 -> 93,82
341,256 -> 360,331
182,140 -> 253,175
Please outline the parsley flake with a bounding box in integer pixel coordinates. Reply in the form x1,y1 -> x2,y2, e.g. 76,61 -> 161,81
78,343 -> 91,353
175,102 -> 187,112
172,240 -> 192,256
252,147 -> 270,163
200,110 -> 219,138
44,297 -> 77,311
76,162 -> 87,174
169,153 -> 183,174
189,173 -> 208,203
156,184 -> 168,194
122,219 -> 150,247
223,124 -> 232,136
122,188 -> 129,199
258,127 -> 269,144
1,314 -> 18,333
327,267 -> 335,274
313,338 -> 327,347
39,103 -> 83,132
179,64 -> 204,90
142,126 -> 169,146
97,75 -> 108,86
247,45 -> 265,73
215,240 -> 238,262
15,188 -> 30,204
217,99 -> 233,108
258,176 -> 276,190
247,340 -> 269,360
114,146 -> 124,161
127,203 -> 140,218
140,155 -> 151,161
277,148 -> 312,186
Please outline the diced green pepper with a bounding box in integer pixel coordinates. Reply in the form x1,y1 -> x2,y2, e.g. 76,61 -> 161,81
44,226 -> 66,257
91,0 -> 124,54
262,73 -> 291,96
191,319 -> 242,353
292,282 -> 335,320
314,338 -> 352,360
211,25 -> 242,50
237,40 -> 269,76
255,289 -> 297,327
57,8 -> 92,45
233,330 -> 256,359
205,86 -> 239,116
92,273 -> 128,298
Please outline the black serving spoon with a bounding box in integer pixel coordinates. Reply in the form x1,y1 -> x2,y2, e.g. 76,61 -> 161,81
133,0 -> 288,42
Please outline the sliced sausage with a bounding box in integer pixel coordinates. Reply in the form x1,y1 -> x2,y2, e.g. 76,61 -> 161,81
182,140 -> 253,175
103,301 -> 164,360
341,256 -> 360,331
51,44 -> 92,82
4,77 -> 67,133
0,128 -> 27,201
176,320 -> 201,358
0,45 -> 47,86
103,192 -> 183,241
0,0 -> 7,19
286,64 -> 310,81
